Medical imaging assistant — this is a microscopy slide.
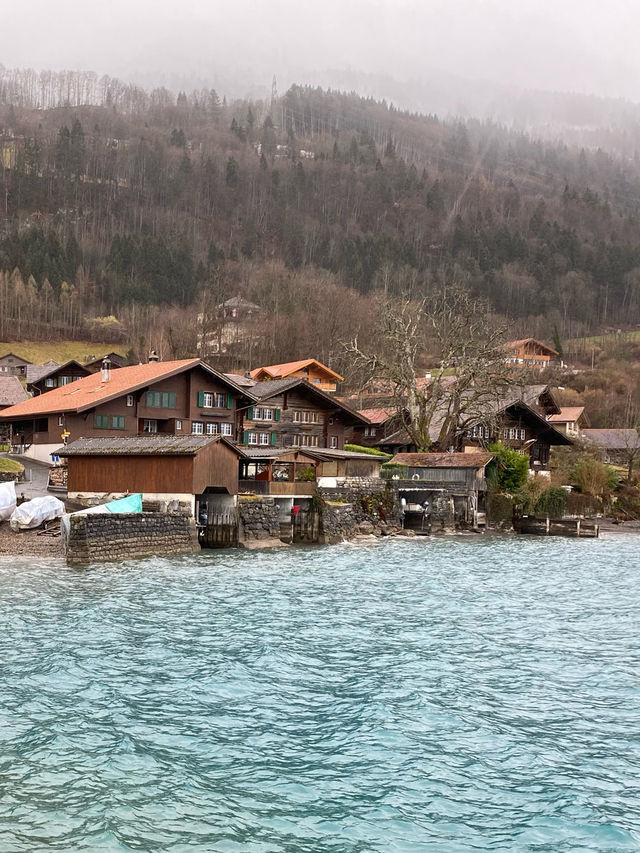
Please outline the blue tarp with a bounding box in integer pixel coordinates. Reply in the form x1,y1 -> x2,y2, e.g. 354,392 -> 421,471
104,494 -> 143,513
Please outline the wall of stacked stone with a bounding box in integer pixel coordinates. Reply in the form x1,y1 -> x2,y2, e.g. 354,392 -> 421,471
66,512 -> 199,565
238,497 -> 281,541
0,471 -> 21,483
321,483 -> 403,524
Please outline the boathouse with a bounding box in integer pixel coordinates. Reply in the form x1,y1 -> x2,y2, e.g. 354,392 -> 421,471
58,434 -> 245,516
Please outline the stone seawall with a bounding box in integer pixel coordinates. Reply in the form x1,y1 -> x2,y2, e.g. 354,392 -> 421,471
238,497 -> 281,544
66,512 -> 199,566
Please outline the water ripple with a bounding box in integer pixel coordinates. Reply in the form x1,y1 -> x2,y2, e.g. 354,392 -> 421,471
0,536 -> 639,850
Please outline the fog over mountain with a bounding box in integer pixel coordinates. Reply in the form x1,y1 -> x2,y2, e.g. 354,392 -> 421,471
5,0 -> 640,116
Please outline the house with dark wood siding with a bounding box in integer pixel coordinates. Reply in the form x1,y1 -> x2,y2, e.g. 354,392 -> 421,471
27,360 -> 93,395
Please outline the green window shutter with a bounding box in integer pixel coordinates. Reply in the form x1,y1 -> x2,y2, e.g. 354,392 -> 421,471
169,392 -> 176,408
197,390 -> 204,407
274,408 -> 281,422
242,430 -> 248,444
226,392 -> 233,409
270,432 -> 277,446
146,391 -> 152,406
247,407 -> 254,420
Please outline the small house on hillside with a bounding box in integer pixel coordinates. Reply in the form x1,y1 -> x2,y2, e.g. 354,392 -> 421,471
582,428 -> 640,466
547,406 -> 590,438
59,434 -> 245,517
506,339 -> 558,369
84,352 -> 128,372
249,359 -> 343,392
27,360 -> 93,395
0,352 -> 31,377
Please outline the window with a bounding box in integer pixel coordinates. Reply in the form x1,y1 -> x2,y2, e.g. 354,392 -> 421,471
364,426 -> 377,437
205,422 -> 218,435
146,390 -> 177,409
111,416 -> 125,430
255,407 -> 273,421
126,394 -> 135,407
519,428 -> 526,440
248,432 -> 259,445
328,417 -> 334,425
95,414 -> 109,429
258,432 -> 271,445
143,419 -> 157,434
293,410 -> 319,424
198,390 -> 231,409
503,428 -> 509,440
192,421 -> 204,435
58,416 -> 64,427
45,377 -> 55,388
220,422 -> 232,436
330,436 -> 338,449
214,392 -> 226,408
175,419 -> 182,431
297,434 -> 319,447
201,392 -> 214,408
59,376 -> 73,386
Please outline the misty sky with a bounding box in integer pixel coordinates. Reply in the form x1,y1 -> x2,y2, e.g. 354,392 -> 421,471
4,0 -> 639,104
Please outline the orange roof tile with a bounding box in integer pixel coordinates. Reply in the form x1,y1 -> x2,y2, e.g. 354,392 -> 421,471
357,408 -> 395,424
506,338 -> 558,356
0,359 -> 239,419
548,407 -> 585,423
249,358 -> 344,382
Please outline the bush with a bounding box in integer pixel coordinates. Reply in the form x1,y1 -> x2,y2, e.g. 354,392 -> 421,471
534,486 -> 567,519
344,444 -> 392,457
513,477 -> 547,514
296,466 -> 316,482
380,462 -> 409,479
487,442 -> 530,493
570,457 -> 617,497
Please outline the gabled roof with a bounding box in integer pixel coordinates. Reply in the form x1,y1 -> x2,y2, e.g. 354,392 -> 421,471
0,359 -> 254,419
0,376 -> 29,407
224,372 -> 257,388
58,434 -> 247,457
250,378 -> 369,425
0,352 -> 32,364
506,338 -> 558,357
548,407 -> 588,425
249,358 -> 344,382
391,452 -> 493,468
26,360 -> 60,384
582,429 -> 640,450
220,296 -> 262,311
84,352 -> 128,369
27,359 -> 92,386
357,408 -> 395,424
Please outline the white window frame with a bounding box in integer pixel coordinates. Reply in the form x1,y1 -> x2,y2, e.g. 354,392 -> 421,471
214,392 -> 226,408
143,419 -> 158,434
255,407 -> 273,421
248,432 -> 259,445
205,422 -> 218,435
126,394 -> 135,407
330,436 -> 338,448
45,377 -> 55,388
192,421 -> 204,435
202,392 -> 214,408
58,415 -> 64,427
175,419 -> 182,431
259,432 -> 270,445
220,422 -> 232,436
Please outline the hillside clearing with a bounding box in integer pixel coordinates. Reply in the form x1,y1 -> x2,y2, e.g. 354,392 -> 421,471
0,341 -> 127,365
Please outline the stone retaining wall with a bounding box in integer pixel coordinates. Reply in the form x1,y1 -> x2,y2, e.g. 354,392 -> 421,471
238,497 -> 281,542
66,512 -> 199,565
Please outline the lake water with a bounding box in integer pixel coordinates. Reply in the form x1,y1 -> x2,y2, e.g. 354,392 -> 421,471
1,535 -> 639,851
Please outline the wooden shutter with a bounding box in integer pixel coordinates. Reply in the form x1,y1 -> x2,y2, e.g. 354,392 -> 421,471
226,392 -> 233,409
274,408 -> 281,421
197,390 -> 204,407
270,432 -> 277,446
242,430 -> 248,444
247,407 -> 254,420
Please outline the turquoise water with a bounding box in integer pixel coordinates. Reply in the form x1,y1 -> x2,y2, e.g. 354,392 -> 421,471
1,536 -> 639,852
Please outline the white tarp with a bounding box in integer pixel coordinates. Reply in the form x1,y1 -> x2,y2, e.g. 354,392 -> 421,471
0,481 -> 16,522
10,495 -> 65,531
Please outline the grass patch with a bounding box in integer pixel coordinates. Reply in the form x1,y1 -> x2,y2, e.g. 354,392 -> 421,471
344,444 -> 392,458
0,341 -> 127,365
0,457 -> 24,474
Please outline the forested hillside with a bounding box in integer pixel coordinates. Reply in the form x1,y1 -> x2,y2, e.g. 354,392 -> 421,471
3,68 -> 640,366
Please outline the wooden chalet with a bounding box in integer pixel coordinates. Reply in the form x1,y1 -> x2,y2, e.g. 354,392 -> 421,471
505,339 -> 558,369
84,352 -> 129,372
547,406 -> 590,438
249,358 -> 343,392
59,434 -> 245,516
0,352 -> 31,377
240,378 -> 369,451
0,357 -> 254,463
26,359 -> 93,395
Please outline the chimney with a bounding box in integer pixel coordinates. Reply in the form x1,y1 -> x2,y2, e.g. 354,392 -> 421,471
101,357 -> 111,383
148,350 -> 160,363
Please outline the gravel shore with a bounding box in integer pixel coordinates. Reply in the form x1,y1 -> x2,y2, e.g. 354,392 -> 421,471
0,521 -> 63,557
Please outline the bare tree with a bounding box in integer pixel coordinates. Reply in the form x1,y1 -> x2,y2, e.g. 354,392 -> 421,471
347,288 -> 513,451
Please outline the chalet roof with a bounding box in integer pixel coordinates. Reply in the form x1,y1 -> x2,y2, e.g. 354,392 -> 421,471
224,372 -> 257,387
306,448 -> 388,462
0,352 -> 32,364
84,352 -> 128,369
548,407 -> 587,424
250,378 -> 369,424
506,338 -> 558,357
220,296 -> 262,311
582,429 -> 640,450
0,376 -> 29,407
249,358 -> 344,382
357,408 -> 395,424
390,452 -> 494,468
27,359 -> 91,386
0,359 -> 254,419
58,434 -> 246,457
26,360 -> 60,384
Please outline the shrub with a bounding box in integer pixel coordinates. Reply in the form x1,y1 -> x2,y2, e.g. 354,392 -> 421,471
570,457 -> 617,497
344,444 -> 392,457
534,486 -> 567,519
296,466 -> 316,482
380,462 -> 409,479
487,442 -> 530,493
513,477 -> 547,514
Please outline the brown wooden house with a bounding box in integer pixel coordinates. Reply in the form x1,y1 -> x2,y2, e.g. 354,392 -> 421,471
26,360 -> 93,395
0,352 -> 31,377
249,358 -> 343,392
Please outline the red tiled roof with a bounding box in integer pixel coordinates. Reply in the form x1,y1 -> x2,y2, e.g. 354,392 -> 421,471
357,408 -> 395,424
548,407 -> 585,423
506,338 -> 558,356
0,359 -> 242,419
249,358 -> 343,381
390,452 -> 494,468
